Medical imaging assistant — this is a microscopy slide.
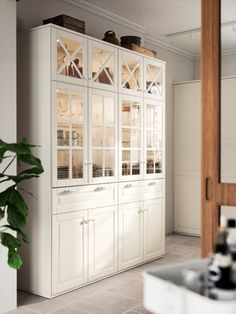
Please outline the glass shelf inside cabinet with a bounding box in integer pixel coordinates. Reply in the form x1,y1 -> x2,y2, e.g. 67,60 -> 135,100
121,99 -> 141,177
145,63 -> 163,97
57,36 -> 84,80
91,93 -> 115,180
56,89 -> 85,181
145,103 -> 163,175
121,54 -> 141,92
91,46 -> 115,86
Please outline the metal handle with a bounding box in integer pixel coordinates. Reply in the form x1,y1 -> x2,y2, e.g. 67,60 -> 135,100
59,189 -> 72,195
88,218 -> 95,223
123,184 -> 132,189
138,208 -> 143,214
148,181 -> 156,186
94,186 -> 105,192
205,177 -> 212,201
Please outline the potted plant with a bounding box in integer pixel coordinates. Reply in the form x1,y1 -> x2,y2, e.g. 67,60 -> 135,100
0,138 -> 43,269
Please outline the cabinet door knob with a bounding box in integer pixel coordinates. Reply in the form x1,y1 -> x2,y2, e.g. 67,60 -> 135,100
123,184 -> 132,189
88,218 -> 95,223
138,209 -> 143,214
94,186 -> 105,192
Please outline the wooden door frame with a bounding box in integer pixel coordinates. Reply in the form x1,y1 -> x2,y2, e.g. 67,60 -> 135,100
201,0 -> 236,256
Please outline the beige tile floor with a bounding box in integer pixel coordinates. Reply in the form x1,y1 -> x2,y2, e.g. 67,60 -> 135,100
8,234 -> 200,314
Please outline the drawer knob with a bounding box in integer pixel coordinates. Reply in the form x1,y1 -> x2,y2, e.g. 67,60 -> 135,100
148,182 -> 156,186
59,189 -> 72,195
123,184 -> 132,189
94,186 -> 105,192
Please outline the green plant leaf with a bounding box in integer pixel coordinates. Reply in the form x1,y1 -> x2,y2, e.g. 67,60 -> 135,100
1,232 -> 21,249
8,249 -> 23,269
0,208 -> 4,220
0,187 -> 11,207
4,174 -> 40,184
18,154 -> 43,171
7,203 -> 26,229
18,166 -> 44,175
1,225 -> 28,242
8,189 -> 28,217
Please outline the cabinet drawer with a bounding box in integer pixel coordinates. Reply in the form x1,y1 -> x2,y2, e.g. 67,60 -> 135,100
52,184 -> 117,214
119,180 -> 164,204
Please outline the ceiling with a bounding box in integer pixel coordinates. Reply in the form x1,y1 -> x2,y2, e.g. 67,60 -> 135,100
81,0 -> 236,58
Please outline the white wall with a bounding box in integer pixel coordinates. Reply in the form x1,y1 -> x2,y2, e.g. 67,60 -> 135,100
17,0 -> 195,234
194,53 -> 236,79
0,1 -> 17,313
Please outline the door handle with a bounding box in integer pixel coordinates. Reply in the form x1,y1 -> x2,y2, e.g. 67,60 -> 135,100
205,177 -> 212,201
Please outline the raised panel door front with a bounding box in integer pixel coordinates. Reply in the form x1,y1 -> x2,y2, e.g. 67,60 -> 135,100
88,206 -> 117,281
143,199 -> 165,261
118,202 -> 143,270
52,211 -> 88,294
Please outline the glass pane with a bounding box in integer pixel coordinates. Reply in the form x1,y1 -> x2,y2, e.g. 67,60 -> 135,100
147,151 -> 154,174
92,47 -> 114,85
72,150 -> 83,178
122,150 -> 131,176
122,102 -> 131,126
92,95 -> 103,125
104,97 -> 114,125
105,150 -> 114,176
147,130 -> 154,148
57,124 -> 68,146
57,36 -> 83,78
155,151 -> 162,173
122,129 -> 131,148
72,125 -> 83,147
105,127 -> 114,147
131,103 -> 140,127
57,92 -> 69,119
93,150 -> 103,177
92,127 -> 103,147
146,104 -> 162,129
131,129 -> 140,148
57,150 -> 69,179
121,54 -> 141,91
132,151 -> 140,175
146,64 -> 163,96
71,94 -> 83,122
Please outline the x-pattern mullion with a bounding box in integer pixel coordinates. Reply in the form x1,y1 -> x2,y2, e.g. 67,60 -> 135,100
122,57 -> 139,89
93,48 -> 114,85
146,65 -> 162,93
57,37 -> 83,75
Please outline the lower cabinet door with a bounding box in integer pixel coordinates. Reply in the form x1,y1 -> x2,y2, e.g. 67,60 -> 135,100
118,202 -> 143,270
88,206 -> 117,281
143,199 -> 165,261
52,211 -> 88,294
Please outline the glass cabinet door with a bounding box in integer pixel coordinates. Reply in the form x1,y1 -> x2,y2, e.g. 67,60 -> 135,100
144,99 -> 164,179
120,96 -> 143,180
89,40 -> 117,91
120,50 -> 143,96
144,59 -> 165,100
89,90 -> 117,183
53,83 -> 87,187
53,29 -> 87,85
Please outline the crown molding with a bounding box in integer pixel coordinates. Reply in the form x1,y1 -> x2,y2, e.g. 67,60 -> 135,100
144,34 -> 195,60
60,0 -> 146,34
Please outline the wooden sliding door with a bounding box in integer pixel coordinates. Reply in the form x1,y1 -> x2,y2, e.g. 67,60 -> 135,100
201,0 -> 236,256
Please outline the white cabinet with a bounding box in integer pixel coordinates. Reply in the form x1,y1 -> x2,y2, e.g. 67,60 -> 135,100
143,199 -> 165,261
17,24 -> 165,298
53,206 -> 117,294
118,202 -> 143,269
52,211 -> 88,294
88,206 -> 117,281
118,198 -> 165,270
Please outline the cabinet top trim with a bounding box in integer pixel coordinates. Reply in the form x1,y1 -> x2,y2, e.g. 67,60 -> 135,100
18,23 -> 166,65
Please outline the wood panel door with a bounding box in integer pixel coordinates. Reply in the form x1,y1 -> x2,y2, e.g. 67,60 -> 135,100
201,0 -> 236,256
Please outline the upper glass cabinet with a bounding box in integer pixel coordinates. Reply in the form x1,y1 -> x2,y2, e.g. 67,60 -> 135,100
144,59 -> 165,100
52,82 -> 87,187
89,40 -> 117,91
89,89 -> 117,183
120,95 -> 143,181
120,50 -> 143,96
144,99 -> 164,179
53,29 -> 87,85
